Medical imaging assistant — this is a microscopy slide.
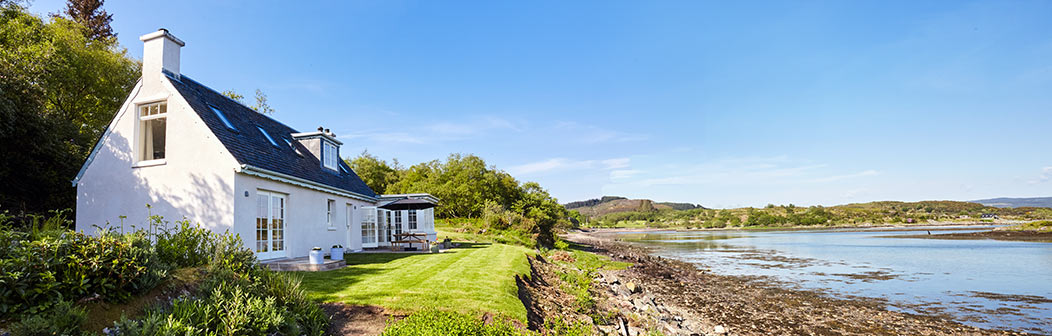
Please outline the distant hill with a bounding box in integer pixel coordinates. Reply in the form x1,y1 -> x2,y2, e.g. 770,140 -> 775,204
971,197 -> 1052,208
565,196 -> 704,218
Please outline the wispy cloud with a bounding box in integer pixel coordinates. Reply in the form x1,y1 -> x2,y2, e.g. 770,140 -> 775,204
338,115 -> 523,145
552,121 -> 647,144
427,116 -> 522,136
601,158 -> 631,169
610,169 -> 642,180
610,156 -> 878,188
509,157 -> 631,175
339,130 -> 429,144
805,170 -> 880,183
1029,166 -> 1052,184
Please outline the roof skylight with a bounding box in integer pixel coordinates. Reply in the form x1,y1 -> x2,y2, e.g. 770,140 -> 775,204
208,104 -> 237,130
256,126 -> 279,147
283,138 -> 303,156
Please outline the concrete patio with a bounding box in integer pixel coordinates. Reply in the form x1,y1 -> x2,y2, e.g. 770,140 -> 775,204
263,257 -> 346,272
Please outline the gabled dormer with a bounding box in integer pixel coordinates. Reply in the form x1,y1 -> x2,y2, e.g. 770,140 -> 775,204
291,127 -> 342,172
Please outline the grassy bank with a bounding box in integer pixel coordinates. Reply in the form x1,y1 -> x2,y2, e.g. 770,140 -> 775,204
1004,220 -> 1052,231
299,243 -> 534,322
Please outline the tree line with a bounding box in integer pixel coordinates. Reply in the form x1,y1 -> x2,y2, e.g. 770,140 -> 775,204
347,151 -> 572,247
0,0 -> 138,218
589,201 -> 1052,228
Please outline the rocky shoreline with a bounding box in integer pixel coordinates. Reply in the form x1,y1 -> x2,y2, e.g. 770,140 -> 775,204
552,231 -> 1033,336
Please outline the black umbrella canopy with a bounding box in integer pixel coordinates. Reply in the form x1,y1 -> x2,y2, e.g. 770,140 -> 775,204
378,198 -> 437,211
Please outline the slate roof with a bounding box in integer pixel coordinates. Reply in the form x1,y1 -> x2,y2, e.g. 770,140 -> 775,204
163,71 -> 377,199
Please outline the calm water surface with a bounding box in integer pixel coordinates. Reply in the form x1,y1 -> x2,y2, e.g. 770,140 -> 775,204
616,227 -> 1052,333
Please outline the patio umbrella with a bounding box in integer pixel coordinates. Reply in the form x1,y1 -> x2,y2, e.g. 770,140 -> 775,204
378,198 -> 437,211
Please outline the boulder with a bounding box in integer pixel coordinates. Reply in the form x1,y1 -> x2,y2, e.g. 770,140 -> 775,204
626,281 -> 641,293
714,325 -> 727,334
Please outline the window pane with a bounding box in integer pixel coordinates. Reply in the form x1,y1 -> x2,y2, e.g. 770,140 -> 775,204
141,117 -> 166,160
150,118 -> 165,159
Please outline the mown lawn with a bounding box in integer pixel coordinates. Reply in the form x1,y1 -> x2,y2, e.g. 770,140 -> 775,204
298,243 -> 534,322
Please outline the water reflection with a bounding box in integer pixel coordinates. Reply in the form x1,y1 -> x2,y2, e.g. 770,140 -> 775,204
614,227 -> 1052,333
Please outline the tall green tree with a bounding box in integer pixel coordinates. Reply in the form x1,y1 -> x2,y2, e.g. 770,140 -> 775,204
386,154 -> 521,218
345,150 -> 399,194
0,2 -> 138,214
60,0 -> 114,41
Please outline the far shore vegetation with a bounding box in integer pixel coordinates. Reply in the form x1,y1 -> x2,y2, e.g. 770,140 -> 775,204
571,198 -> 1052,229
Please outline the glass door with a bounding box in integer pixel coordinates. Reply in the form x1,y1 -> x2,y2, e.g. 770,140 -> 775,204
379,209 -> 390,245
361,206 -> 378,248
255,191 -> 286,260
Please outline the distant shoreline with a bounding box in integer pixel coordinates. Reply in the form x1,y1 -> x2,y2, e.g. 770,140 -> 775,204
580,221 -> 1016,234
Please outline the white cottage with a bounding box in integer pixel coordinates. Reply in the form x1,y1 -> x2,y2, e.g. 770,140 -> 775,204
73,29 -> 437,260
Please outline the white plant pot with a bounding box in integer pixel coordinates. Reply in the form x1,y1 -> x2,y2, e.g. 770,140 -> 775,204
308,250 -> 324,264
331,248 -> 344,260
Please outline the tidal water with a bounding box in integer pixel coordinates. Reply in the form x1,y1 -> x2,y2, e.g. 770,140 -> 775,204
615,227 -> 1052,333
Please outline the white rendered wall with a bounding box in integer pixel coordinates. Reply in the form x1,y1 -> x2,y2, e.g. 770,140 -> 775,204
75,78 -> 239,235
233,174 -> 371,259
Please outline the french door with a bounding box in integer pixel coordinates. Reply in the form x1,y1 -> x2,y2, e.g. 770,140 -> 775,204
255,191 -> 286,260
361,206 -> 378,248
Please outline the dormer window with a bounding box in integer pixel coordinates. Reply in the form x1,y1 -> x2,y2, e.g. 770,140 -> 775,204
322,141 -> 338,170
138,101 -> 167,162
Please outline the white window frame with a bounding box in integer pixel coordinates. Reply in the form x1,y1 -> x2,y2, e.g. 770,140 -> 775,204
322,141 -> 338,170
255,190 -> 287,260
408,210 -> 418,231
327,199 -> 336,230
135,101 -> 168,166
361,206 -> 378,248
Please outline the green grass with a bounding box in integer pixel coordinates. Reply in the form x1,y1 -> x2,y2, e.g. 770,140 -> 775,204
434,220 -> 537,247
564,248 -> 632,271
299,243 -> 534,322
1007,220 -> 1052,231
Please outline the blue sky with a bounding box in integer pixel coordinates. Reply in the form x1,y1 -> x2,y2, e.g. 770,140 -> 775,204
31,1 -> 1052,208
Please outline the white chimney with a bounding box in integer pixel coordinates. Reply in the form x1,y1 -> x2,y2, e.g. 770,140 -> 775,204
139,29 -> 185,89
